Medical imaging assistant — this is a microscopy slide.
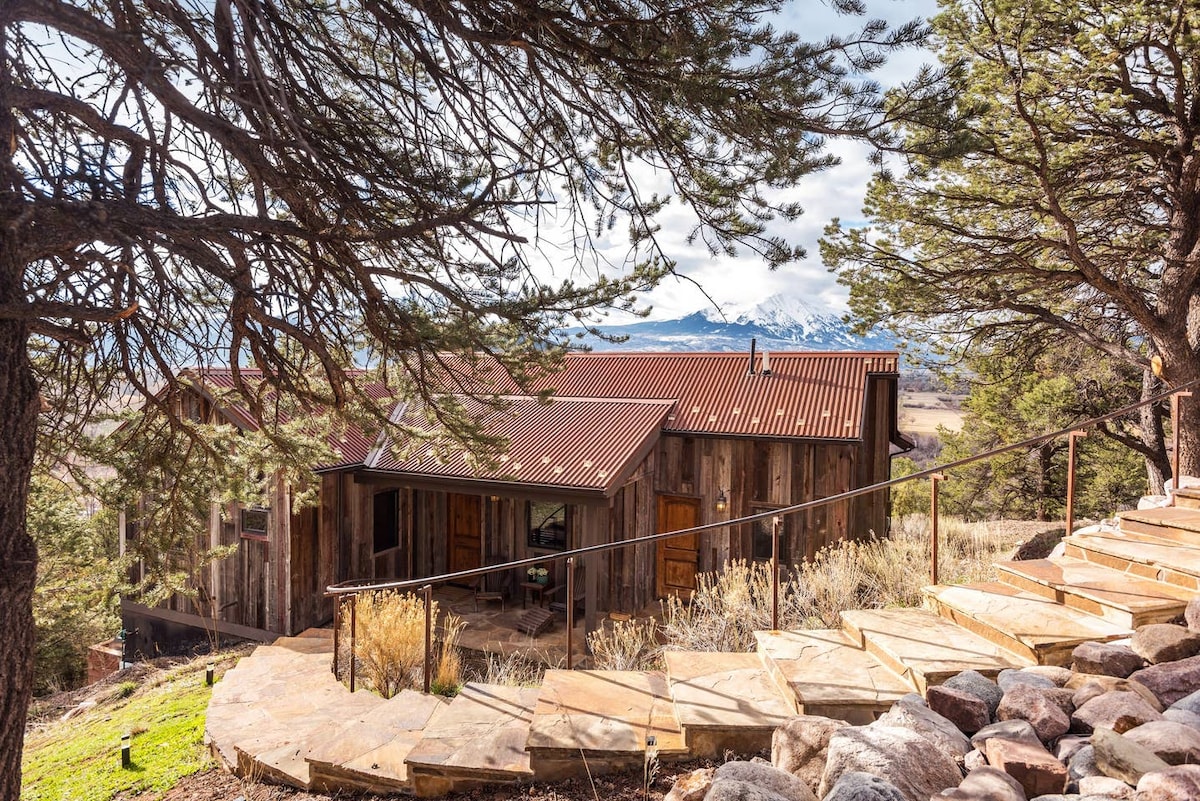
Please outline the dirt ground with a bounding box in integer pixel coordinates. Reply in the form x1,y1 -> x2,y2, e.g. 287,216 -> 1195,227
134,760 -> 720,801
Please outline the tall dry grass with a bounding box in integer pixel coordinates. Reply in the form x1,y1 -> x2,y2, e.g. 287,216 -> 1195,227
337,590 -> 466,698
587,515 -> 1041,660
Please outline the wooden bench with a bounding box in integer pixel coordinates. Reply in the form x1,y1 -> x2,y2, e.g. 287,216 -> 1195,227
515,608 -> 556,639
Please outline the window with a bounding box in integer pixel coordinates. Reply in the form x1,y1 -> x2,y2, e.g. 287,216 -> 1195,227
528,501 -> 569,550
373,490 -> 400,553
240,507 -> 269,539
751,508 -> 789,564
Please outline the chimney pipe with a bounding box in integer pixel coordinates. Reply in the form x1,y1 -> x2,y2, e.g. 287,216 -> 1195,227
747,338 -> 757,375
761,350 -> 772,376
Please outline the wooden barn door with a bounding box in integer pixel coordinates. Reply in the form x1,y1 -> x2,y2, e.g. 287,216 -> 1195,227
656,495 -> 700,598
447,493 -> 482,575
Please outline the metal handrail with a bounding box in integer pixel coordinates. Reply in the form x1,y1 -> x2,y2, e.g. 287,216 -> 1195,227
327,377 -> 1200,690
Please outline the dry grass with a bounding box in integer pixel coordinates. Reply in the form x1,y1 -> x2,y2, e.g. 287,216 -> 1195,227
336,590 -> 472,698
588,515 -> 1045,658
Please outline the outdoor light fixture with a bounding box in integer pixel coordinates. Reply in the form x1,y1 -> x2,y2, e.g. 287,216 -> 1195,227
715,489 -> 728,513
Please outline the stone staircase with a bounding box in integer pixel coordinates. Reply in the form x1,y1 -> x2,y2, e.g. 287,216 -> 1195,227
206,499 -> 1200,797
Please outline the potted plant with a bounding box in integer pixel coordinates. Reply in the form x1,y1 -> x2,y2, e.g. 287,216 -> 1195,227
527,566 -> 550,585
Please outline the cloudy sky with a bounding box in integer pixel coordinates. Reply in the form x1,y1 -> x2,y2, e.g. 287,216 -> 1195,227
590,0 -> 941,322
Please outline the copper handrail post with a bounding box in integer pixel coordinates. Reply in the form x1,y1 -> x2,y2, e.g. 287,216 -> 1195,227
1065,430 -> 1087,535
423,584 -> 433,694
771,516 -> 780,631
566,556 -> 575,670
1173,391 -> 1192,498
930,474 -> 946,585
349,594 -> 357,693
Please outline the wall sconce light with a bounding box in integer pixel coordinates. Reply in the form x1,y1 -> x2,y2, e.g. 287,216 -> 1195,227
715,489 -> 728,513
489,494 -> 500,502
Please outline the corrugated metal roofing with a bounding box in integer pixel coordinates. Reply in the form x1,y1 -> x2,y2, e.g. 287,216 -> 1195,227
477,351 -> 899,440
181,367 -> 384,470
368,396 -> 672,493
183,350 -> 898,487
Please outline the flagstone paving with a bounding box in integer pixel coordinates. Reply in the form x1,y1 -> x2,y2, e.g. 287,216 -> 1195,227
207,503 -> 1200,797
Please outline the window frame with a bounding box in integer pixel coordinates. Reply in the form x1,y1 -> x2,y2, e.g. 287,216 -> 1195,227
240,506 -> 270,541
527,501 -> 570,550
749,506 -> 789,565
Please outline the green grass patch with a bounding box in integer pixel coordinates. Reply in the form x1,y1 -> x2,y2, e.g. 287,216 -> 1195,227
22,658 -> 226,801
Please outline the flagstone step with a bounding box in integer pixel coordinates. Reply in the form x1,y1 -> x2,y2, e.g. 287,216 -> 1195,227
924,582 -> 1132,666
306,689 -> 449,795
1066,531 -> 1200,591
841,608 -> 1028,693
404,684 -> 538,797
1119,508 -> 1200,546
526,670 -> 686,780
1173,488 -> 1200,510
994,557 -> 1193,627
754,629 -> 912,724
662,651 -> 793,758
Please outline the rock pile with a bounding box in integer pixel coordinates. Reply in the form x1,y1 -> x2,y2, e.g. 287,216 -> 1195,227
668,610 -> 1200,801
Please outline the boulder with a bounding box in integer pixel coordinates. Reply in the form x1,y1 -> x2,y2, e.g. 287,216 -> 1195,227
1040,687 -> 1077,718
1130,624 -> 1200,665
1021,665 -> 1073,687
1067,674 -> 1164,712
1076,774 -> 1133,798
666,768 -> 715,801
714,761 -> 816,801
1166,688 -> 1200,716
1129,655 -> 1200,707
1135,764 -> 1200,801
928,684 -> 992,735
963,749 -> 988,772
1072,641 -> 1144,678
1072,691 -> 1163,734
821,771 -> 906,801
819,725 -> 962,801
1055,733 -> 1091,763
997,668 -> 1058,693
1186,597 -> 1200,632
770,715 -> 848,794
972,719 -> 1042,750
982,736 -> 1068,797
945,670 -> 1004,718
1090,727 -> 1171,786
876,694 -> 971,759
1120,720 -> 1200,766
997,683 -> 1071,742
931,766 -> 1026,801
1069,744 -> 1102,781
703,778 -> 789,801
1160,708 -> 1200,731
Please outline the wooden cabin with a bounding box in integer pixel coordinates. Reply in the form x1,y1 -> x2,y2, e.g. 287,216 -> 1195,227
121,351 -> 909,652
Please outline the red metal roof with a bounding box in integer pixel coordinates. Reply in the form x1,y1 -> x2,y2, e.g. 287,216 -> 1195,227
367,396 -> 672,493
182,350 -> 898,487
485,351 -> 899,440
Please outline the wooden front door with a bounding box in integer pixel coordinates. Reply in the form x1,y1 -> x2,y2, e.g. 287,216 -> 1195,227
447,493 -> 482,575
656,495 -> 701,598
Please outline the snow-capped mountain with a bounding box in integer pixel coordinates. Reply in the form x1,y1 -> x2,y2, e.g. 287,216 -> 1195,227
573,294 -> 897,353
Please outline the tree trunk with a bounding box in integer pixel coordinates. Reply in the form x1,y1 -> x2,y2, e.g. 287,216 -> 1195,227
0,239 -> 38,798
1139,369 -> 1170,495
1157,344 -> 1200,483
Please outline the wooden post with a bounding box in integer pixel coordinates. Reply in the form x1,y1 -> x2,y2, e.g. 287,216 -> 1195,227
349,595 -> 357,693
771,516 -> 780,631
1173,391 -> 1192,499
1065,430 -> 1087,536
332,597 -> 341,681
423,584 -> 433,694
566,556 -> 575,670
930,475 -> 946,585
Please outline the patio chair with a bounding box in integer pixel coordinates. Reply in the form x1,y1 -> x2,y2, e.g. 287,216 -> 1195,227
469,576 -> 507,611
